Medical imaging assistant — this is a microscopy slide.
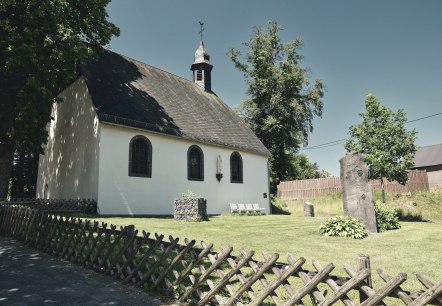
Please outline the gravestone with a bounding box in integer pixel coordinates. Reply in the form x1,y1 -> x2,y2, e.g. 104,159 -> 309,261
340,153 -> 377,233
304,202 -> 314,217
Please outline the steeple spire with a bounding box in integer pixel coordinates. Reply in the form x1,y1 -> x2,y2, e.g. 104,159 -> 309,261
191,22 -> 213,92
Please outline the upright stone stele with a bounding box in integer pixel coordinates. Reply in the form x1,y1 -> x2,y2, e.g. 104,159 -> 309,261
340,153 -> 377,233
304,202 -> 315,217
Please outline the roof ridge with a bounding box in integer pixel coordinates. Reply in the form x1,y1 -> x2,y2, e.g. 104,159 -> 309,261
115,51 -> 200,88
418,143 -> 442,149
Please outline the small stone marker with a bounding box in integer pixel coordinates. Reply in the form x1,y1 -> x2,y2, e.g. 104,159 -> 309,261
304,202 -> 314,217
340,153 -> 377,233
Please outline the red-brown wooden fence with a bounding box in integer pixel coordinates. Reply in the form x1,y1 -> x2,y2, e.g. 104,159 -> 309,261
278,170 -> 429,200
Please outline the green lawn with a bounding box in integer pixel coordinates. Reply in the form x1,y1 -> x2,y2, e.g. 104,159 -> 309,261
284,190 -> 442,220
80,191 -> 442,296
91,213 -> 442,292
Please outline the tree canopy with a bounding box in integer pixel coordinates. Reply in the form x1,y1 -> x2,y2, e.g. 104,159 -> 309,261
228,20 -> 325,193
344,94 -> 417,201
289,153 -> 317,180
0,0 -> 119,198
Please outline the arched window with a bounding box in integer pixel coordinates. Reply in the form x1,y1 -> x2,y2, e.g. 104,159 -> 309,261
230,152 -> 243,183
188,145 -> 204,181
129,135 -> 152,177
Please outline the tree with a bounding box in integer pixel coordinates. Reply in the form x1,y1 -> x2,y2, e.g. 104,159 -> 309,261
289,153 -> 316,180
344,94 -> 417,202
318,169 -> 333,178
0,0 -> 120,198
9,152 -> 39,199
311,162 -> 332,178
228,21 -> 325,193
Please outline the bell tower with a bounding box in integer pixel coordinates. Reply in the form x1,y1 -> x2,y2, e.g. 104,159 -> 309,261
191,22 -> 213,92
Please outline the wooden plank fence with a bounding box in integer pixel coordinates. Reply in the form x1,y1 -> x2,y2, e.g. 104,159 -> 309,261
1,204 -> 441,305
278,170 -> 429,200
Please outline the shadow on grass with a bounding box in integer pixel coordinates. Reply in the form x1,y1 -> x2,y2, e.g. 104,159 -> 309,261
395,208 -> 431,222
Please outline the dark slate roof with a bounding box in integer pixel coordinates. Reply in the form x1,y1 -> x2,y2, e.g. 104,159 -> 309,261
411,144 -> 442,168
81,51 -> 270,156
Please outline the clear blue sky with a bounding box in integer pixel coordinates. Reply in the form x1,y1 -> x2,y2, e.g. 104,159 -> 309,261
107,0 -> 442,176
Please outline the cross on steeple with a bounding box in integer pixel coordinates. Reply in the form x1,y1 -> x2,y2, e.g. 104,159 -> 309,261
198,21 -> 204,41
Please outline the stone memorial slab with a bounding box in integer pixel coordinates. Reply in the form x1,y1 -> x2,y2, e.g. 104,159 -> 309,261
340,153 -> 377,233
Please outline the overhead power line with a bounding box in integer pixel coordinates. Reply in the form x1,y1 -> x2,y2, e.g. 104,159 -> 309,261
299,111 -> 442,151
300,138 -> 346,150
407,112 -> 442,123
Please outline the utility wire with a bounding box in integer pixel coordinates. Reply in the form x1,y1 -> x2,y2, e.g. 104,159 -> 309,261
406,112 -> 442,123
299,111 -> 442,151
300,138 -> 346,150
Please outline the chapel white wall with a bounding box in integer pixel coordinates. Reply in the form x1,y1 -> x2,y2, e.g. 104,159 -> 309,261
36,77 -> 100,200
97,124 -> 270,215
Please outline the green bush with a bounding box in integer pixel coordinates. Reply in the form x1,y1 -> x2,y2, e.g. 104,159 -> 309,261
271,197 -> 291,215
180,190 -> 200,199
374,201 -> 401,232
319,216 -> 368,239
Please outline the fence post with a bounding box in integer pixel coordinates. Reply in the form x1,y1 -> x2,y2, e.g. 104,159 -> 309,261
358,254 -> 372,303
125,225 -> 135,260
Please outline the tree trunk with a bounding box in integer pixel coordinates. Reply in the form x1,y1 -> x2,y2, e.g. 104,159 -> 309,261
0,93 -> 17,199
380,177 -> 386,203
0,145 -> 14,199
10,152 -> 39,199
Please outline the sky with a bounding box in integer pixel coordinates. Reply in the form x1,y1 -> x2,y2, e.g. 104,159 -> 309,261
106,0 -> 442,176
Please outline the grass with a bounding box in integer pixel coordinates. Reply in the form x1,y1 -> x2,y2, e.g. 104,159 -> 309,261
283,190 -> 442,221
281,192 -> 345,216
82,191 -> 442,296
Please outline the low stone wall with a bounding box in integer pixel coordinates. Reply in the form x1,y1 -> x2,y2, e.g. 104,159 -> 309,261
174,198 -> 207,221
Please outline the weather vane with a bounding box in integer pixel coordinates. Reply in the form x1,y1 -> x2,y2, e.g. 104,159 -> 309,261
198,21 -> 205,41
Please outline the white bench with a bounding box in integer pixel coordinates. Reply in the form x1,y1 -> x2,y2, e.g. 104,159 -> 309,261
229,203 -> 239,213
229,203 -> 265,214
237,203 -> 248,213
252,203 -> 266,212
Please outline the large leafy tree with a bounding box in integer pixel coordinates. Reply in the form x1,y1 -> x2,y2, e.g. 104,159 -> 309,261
344,94 -> 417,202
288,153 -> 317,180
0,0 -> 119,198
228,21 -> 325,193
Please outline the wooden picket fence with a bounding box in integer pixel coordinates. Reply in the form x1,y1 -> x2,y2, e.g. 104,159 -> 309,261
1,204 -> 441,305
278,170 -> 429,200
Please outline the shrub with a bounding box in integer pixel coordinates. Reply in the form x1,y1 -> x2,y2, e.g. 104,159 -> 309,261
180,190 -> 200,199
319,216 -> 368,239
374,201 -> 401,232
271,197 -> 291,215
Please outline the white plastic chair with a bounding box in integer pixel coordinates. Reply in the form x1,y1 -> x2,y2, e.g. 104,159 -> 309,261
237,203 -> 247,213
252,203 -> 266,212
229,203 -> 239,213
